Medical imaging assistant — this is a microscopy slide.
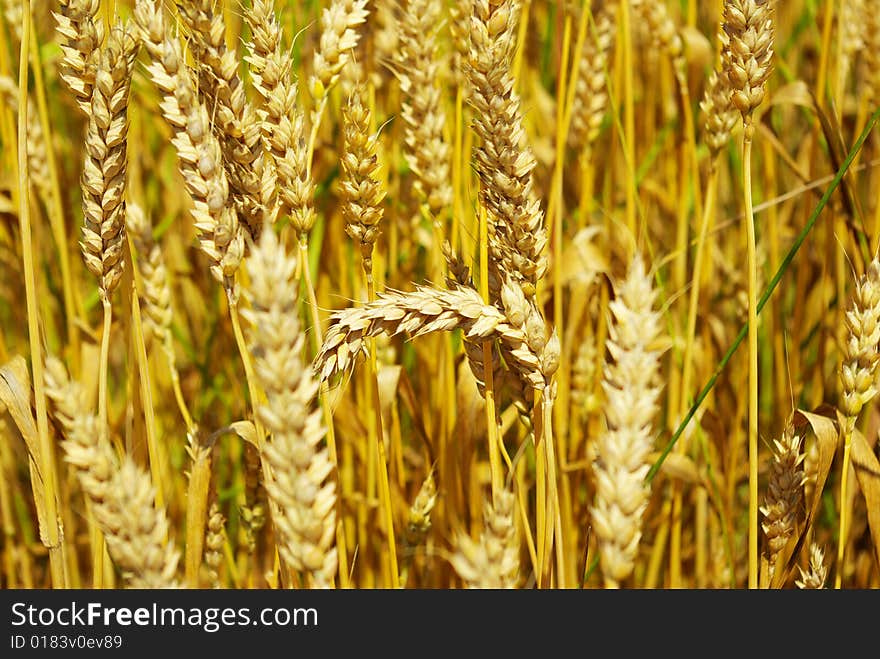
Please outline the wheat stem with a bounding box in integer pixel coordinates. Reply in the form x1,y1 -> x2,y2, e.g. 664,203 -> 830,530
19,0 -> 64,587
744,124 -> 759,589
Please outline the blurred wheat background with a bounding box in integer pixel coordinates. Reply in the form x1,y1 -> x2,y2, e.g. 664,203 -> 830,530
0,0 -> 879,590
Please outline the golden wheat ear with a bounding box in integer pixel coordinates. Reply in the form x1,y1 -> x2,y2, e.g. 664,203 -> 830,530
450,486 -> 519,588
242,228 -> 338,588
47,357 -> 180,588
590,253 -> 664,588
134,0 -> 244,292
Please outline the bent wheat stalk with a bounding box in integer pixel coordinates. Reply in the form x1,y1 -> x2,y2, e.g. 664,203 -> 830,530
314,282 -> 555,391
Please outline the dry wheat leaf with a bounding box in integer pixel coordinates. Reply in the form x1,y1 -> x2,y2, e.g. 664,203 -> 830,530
224,420 -> 258,449
767,80 -> 813,111
560,226 -> 609,287
377,364 -> 402,416
851,428 -> 880,570
0,355 -> 42,474
0,356 -> 50,546
781,407 -> 838,582
681,26 -> 711,70
647,451 -> 700,484
184,441 -> 214,586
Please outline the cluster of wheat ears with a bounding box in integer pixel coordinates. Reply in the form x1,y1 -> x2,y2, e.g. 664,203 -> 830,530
1,0 -> 879,590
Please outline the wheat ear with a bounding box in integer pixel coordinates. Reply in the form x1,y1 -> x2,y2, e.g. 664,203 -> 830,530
80,23 -> 137,300
449,486 -> 519,588
48,359 -> 179,587
176,0 -> 263,239
465,0 -> 547,301
204,500 -> 226,588
242,228 -> 338,588
590,254 -> 664,588
309,0 -> 370,104
396,0 -> 453,216
796,543 -> 828,589
341,82 -> 385,286
760,425 -> 805,579
568,2 -> 617,155
54,0 -> 104,114
836,258 -> 880,587
315,281 -> 558,391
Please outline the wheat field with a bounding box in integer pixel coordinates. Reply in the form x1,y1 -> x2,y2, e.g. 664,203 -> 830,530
0,0 -> 878,590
